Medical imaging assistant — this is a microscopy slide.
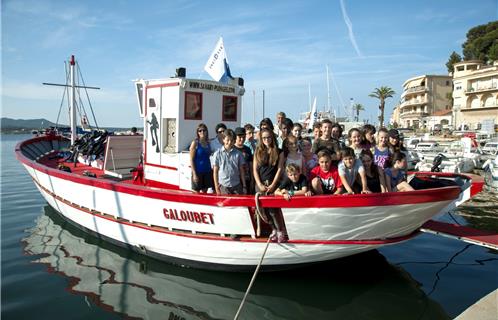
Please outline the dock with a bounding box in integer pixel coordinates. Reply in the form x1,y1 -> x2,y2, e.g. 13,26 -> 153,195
455,289 -> 498,320
421,220 -> 498,250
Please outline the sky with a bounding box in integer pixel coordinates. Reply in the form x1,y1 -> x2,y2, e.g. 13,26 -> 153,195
2,0 -> 498,128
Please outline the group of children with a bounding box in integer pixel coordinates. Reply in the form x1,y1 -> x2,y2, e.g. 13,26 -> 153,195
189,114 -> 414,242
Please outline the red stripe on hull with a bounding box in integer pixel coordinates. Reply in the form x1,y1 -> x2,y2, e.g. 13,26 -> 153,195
144,162 -> 178,171
34,178 -> 419,245
16,136 -> 465,209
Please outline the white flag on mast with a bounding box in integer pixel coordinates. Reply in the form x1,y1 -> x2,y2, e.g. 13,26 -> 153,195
204,37 -> 233,83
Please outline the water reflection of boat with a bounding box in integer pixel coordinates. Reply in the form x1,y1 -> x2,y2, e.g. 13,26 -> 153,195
23,206 -> 450,320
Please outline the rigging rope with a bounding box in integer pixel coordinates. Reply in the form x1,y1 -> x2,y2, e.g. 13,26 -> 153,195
254,192 -> 269,237
55,61 -> 71,129
77,62 -> 99,129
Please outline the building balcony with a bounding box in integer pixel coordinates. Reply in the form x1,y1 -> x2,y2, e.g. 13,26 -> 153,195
405,85 -> 427,94
401,86 -> 428,99
399,110 -> 428,118
400,98 -> 427,108
465,84 -> 498,94
461,103 -> 498,112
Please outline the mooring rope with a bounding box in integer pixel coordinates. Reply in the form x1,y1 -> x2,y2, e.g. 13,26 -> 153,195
233,235 -> 272,320
254,192 -> 269,237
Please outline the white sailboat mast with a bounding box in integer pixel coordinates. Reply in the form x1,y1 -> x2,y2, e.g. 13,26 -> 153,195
308,82 -> 312,112
325,64 -> 337,122
69,55 -> 77,144
326,65 -> 331,114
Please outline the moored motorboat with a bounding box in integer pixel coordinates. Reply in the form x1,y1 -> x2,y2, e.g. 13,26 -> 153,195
16,56 -> 485,271
483,155 -> 498,192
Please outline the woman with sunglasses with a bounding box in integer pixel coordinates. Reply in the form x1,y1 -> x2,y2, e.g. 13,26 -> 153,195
189,123 -> 213,193
253,128 -> 286,242
253,128 -> 284,194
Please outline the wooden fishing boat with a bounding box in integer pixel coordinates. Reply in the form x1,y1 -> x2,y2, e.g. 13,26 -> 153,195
16,56 -> 484,271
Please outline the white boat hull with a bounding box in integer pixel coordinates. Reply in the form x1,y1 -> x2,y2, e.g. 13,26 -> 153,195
17,136 -> 484,270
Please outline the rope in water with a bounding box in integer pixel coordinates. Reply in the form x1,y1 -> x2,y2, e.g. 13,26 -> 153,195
233,236 -> 272,320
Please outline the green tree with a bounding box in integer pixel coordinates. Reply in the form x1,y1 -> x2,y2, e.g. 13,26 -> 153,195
462,21 -> 498,63
369,86 -> 395,128
446,51 -> 462,73
353,103 -> 365,122
488,42 -> 498,62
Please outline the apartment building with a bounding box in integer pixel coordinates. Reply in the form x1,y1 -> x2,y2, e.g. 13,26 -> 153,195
389,104 -> 400,127
452,60 -> 498,132
398,75 -> 452,130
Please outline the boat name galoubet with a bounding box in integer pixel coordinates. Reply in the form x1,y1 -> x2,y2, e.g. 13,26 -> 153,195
162,208 -> 215,225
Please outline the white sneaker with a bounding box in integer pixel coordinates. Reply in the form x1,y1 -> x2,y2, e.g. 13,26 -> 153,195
269,229 -> 277,242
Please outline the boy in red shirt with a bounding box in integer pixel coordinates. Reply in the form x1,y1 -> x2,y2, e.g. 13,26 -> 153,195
310,150 -> 343,195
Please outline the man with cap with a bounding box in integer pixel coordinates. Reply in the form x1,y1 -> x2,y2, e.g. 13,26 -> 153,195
234,127 -> 254,194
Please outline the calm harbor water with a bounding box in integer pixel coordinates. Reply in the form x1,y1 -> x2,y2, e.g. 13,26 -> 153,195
2,134 -> 497,319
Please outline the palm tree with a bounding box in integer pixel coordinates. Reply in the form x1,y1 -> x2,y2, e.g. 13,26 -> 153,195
369,86 -> 396,128
353,103 -> 365,122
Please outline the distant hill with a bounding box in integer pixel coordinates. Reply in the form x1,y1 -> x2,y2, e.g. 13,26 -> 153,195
1,117 -> 134,134
1,117 -> 58,130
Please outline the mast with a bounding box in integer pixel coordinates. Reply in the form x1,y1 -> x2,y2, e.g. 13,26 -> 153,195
308,82 -> 311,112
326,65 -> 331,113
253,90 -> 256,125
43,55 -> 100,145
350,98 -> 354,122
262,89 -> 265,118
69,55 -> 77,144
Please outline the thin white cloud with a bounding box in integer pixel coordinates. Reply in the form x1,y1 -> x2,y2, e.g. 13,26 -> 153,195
414,10 -> 457,23
340,0 -> 363,58
2,79 -> 133,105
41,26 -> 73,48
5,0 -> 133,30
3,80 -> 64,100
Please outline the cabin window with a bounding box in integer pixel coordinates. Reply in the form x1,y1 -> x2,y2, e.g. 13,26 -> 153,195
149,98 -> 157,108
136,83 -> 144,115
185,92 -> 202,120
222,96 -> 237,122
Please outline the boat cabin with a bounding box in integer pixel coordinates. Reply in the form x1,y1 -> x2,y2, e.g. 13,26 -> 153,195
482,141 -> 498,155
134,69 -> 245,189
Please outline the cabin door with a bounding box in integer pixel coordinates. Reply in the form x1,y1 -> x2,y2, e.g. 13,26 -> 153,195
145,87 -> 161,165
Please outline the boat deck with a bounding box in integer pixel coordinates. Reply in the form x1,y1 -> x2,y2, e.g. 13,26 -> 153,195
38,153 -> 144,187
